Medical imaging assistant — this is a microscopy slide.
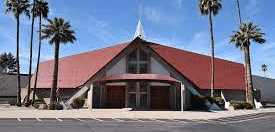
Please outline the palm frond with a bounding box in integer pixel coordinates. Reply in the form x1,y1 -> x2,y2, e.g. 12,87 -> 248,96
42,17 -> 76,45
199,0 -> 222,16
32,0 -> 49,18
230,22 -> 266,50
5,0 -> 30,18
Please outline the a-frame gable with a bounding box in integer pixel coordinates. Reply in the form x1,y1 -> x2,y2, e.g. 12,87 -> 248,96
83,38 -> 144,86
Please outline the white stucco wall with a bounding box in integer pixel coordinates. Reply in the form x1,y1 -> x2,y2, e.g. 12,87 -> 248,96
150,57 -> 170,75
106,57 -> 126,75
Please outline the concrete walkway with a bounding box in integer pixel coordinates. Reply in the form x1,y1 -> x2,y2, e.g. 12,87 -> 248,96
0,106 -> 274,119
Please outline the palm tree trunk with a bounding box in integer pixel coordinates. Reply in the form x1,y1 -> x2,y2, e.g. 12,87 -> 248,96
16,16 -> 22,106
235,0 -> 249,103
26,0 -> 36,105
49,42 -> 60,110
243,62 -> 248,103
32,15 -> 42,105
244,46 -> 255,106
16,16 -> 22,107
236,0 -> 242,24
208,12 -> 215,97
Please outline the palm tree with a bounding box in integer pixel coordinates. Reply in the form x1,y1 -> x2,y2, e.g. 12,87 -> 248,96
199,0 -> 222,97
230,22 -> 265,105
261,64 -> 268,78
42,18 -> 76,110
25,0 -> 36,106
5,0 -> 30,106
32,0 -> 49,105
234,0 -> 251,96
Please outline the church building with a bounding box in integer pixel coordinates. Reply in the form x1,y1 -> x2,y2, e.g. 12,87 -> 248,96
31,21 -> 246,110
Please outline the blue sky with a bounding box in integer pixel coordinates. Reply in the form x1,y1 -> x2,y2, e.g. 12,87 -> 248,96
0,0 -> 274,78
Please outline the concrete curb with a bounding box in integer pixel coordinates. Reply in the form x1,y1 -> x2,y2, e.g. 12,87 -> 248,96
0,107 -> 274,120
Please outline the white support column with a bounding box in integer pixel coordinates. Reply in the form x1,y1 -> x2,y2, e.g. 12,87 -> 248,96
180,83 -> 185,112
88,84 -> 94,110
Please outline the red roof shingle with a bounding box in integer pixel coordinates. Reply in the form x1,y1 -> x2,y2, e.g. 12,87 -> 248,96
32,40 -> 245,91
149,43 -> 245,90
31,42 -> 129,88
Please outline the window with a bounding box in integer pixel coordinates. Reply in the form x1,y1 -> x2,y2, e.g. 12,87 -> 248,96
139,63 -> 148,74
128,63 -> 137,73
128,50 -> 137,62
126,49 -> 150,108
140,50 -> 148,61
127,49 -> 149,74
140,82 -> 148,93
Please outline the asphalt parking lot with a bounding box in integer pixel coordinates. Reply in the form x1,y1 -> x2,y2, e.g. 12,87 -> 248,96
0,112 -> 274,132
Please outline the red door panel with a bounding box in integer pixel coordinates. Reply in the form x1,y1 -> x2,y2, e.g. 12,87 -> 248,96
106,86 -> 125,108
150,86 -> 170,109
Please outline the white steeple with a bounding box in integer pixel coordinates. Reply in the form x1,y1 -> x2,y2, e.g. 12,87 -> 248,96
134,20 -> 145,39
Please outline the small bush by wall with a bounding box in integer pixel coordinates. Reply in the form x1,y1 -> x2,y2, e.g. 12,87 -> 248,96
32,99 -> 47,109
71,97 -> 85,109
230,101 -> 253,110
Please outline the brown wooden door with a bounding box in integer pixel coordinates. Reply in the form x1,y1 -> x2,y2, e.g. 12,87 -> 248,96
106,86 -> 125,108
150,86 -> 170,109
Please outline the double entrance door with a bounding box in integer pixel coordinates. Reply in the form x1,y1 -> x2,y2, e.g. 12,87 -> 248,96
128,82 -> 171,109
128,82 -> 149,109
105,82 -> 171,109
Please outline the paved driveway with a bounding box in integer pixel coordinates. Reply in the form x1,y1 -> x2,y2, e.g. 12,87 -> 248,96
0,113 -> 274,132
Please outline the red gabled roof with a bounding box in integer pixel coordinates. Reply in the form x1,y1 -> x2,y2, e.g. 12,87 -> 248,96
149,43 -> 245,90
31,42 -> 129,88
32,39 -> 245,91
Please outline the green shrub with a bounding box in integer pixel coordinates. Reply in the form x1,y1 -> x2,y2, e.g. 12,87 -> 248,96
243,103 -> 253,109
214,97 -> 225,108
71,97 -> 85,109
32,99 -> 47,109
230,101 -> 253,110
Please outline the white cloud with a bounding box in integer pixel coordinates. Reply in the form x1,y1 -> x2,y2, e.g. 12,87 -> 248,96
143,5 -> 184,26
143,6 -> 162,24
84,15 -> 117,45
